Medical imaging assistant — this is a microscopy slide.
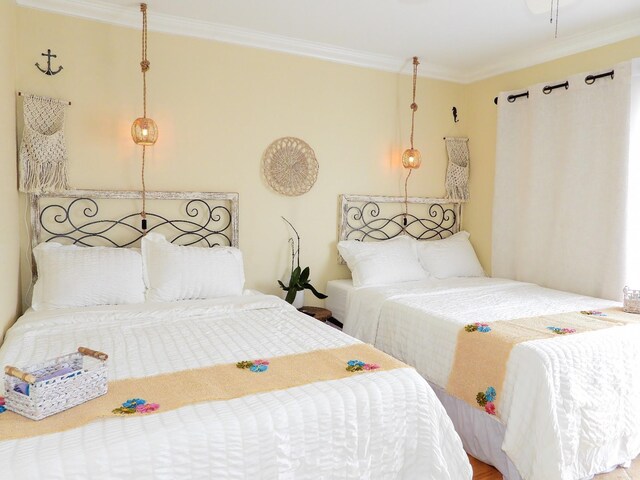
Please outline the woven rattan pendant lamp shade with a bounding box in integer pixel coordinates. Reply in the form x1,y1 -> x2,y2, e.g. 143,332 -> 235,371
131,117 -> 158,146
402,148 -> 421,169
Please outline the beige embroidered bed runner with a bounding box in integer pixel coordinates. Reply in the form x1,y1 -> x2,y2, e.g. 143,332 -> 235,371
446,308 -> 640,417
0,343 -> 405,441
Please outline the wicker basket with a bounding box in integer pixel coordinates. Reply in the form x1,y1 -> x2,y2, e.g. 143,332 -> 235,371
4,347 -> 108,421
623,286 -> 640,314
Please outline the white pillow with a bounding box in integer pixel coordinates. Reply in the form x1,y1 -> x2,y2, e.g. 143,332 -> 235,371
338,235 -> 428,287
416,231 -> 485,279
32,243 -> 146,310
142,233 -> 245,302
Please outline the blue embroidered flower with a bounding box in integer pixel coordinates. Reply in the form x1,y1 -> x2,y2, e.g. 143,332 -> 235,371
477,386 -> 498,415
546,326 -> 576,335
249,364 -> 268,373
0,406 -> 6,414
122,398 -> 146,408
346,359 -> 379,372
485,387 -> 496,403
466,322 -> 491,333
237,359 -> 270,373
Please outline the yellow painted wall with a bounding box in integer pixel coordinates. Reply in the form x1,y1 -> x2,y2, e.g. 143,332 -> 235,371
15,8 -> 468,305
0,0 -> 20,340
465,36 -> 640,272
10,6 -> 639,321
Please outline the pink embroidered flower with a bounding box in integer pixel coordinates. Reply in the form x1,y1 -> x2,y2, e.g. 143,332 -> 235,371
363,363 -> 380,371
253,359 -> 270,366
485,402 -> 496,415
136,403 -> 160,414
0,397 -> 5,406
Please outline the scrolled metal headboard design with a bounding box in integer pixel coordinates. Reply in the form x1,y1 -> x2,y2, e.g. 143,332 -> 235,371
338,194 -> 462,263
31,190 -> 239,254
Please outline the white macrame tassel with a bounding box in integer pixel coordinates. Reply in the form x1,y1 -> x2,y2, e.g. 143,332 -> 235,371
19,94 -> 70,194
444,137 -> 470,202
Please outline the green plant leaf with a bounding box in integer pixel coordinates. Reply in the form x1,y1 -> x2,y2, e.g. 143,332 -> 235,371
285,288 -> 298,304
300,267 -> 310,284
303,283 -> 328,299
277,280 -> 288,291
291,266 -> 301,286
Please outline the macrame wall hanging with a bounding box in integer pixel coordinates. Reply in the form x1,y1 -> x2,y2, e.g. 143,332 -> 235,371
19,93 -> 70,194
444,137 -> 470,201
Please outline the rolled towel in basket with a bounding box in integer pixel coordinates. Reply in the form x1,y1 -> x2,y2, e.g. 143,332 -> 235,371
14,367 -> 76,396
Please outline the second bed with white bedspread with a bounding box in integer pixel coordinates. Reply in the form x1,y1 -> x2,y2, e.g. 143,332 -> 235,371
337,276 -> 640,480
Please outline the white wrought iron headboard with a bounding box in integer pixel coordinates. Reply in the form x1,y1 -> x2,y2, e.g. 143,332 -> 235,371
31,189 -> 239,255
338,194 -> 463,262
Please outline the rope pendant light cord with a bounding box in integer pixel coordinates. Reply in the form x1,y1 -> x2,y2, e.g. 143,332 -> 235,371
404,169 -> 413,226
141,145 -> 147,224
141,3 -> 148,118
140,3 -> 149,228
404,57 -> 419,227
409,57 -> 419,150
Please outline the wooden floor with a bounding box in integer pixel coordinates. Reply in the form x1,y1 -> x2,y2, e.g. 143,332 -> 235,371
470,455 -> 640,480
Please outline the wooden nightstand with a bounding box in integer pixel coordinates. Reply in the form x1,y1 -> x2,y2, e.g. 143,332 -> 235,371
298,306 -> 332,322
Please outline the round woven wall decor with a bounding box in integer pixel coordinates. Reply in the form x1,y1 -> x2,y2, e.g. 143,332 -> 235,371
262,137 -> 319,196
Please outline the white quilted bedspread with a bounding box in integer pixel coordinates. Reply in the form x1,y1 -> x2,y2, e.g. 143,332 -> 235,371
0,294 -> 471,480
343,277 -> 640,480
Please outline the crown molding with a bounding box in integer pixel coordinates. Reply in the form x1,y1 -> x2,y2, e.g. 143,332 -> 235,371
15,0 -> 461,82
16,0 -> 640,85
462,16 -> 640,83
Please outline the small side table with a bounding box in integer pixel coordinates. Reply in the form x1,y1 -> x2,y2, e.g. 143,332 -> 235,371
298,306 -> 332,323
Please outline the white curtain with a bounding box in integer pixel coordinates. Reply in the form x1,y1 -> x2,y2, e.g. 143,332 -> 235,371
492,61 -> 637,300
626,61 -> 640,288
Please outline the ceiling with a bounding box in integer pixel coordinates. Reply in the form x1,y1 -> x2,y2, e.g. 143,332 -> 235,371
17,0 -> 640,83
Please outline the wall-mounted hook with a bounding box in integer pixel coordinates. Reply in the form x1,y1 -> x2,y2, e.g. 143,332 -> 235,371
452,106 -> 459,123
35,49 -> 63,76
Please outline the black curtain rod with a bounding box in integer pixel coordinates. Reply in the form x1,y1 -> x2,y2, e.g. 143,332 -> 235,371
493,69 -> 614,105
543,81 -> 569,94
493,91 -> 529,105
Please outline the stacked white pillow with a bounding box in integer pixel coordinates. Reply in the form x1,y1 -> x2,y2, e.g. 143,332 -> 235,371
415,231 -> 485,279
31,233 -> 247,309
142,233 -> 245,302
339,231 -> 485,286
338,235 -> 428,287
32,242 -> 146,310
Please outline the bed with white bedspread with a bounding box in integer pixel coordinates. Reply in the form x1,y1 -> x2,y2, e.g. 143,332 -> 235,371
0,293 -> 472,479
336,276 -> 640,480
335,193 -> 640,480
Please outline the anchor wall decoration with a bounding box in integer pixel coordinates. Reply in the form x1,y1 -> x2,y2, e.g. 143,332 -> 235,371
35,49 -> 63,76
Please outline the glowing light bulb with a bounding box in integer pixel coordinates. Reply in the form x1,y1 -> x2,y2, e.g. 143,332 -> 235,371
142,128 -> 148,137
